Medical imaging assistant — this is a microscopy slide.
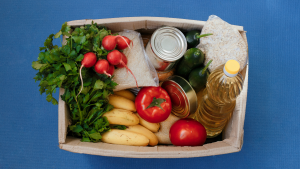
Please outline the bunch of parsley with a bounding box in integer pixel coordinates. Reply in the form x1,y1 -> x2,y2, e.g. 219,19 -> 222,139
32,22 -> 123,142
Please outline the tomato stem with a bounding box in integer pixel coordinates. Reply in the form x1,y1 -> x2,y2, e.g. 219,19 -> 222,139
146,97 -> 166,111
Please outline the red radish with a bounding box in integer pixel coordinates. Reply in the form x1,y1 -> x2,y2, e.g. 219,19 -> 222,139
81,52 -> 97,68
94,59 -> 111,77
107,50 -> 122,65
76,52 -> 97,99
102,35 -> 117,50
107,50 -> 138,88
102,35 -> 132,51
116,53 -> 128,76
116,52 -> 128,68
116,36 -> 132,50
107,64 -> 115,76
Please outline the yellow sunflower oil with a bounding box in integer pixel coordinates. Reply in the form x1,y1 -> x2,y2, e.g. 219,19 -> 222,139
197,60 -> 244,138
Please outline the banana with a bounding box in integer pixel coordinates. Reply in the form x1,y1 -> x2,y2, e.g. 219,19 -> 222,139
103,108 -> 139,126
137,114 -> 160,133
114,90 -> 136,101
109,95 -> 136,112
101,129 -> 149,146
126,125 -> 158,146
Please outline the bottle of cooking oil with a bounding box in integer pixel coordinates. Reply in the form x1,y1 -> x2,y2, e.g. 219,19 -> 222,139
197,60 -> 244,138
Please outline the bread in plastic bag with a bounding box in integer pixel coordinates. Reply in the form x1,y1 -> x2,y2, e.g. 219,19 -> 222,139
112,30 -> 159,91
197,15 -> 248,72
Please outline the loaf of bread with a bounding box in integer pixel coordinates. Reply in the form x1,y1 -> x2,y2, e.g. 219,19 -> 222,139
154,114 -> 180,145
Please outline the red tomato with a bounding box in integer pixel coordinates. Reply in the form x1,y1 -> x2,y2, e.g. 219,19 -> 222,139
135,86 -> 172,123
169,119 -> 207,146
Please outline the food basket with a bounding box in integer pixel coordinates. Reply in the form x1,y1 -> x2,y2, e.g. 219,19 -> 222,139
58,17 -> 248,158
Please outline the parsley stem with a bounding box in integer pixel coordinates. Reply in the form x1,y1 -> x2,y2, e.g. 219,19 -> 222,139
89,110 -> 104,126
59,37 -> 62,46
75,96 -> 83,124
86,89 -> 96,105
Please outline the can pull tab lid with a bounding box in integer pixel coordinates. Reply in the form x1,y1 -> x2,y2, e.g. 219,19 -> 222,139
223,60 -> 240,77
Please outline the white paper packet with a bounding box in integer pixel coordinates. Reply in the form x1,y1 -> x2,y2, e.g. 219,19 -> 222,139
112,30 -> 159,91
197,15 -> 248,72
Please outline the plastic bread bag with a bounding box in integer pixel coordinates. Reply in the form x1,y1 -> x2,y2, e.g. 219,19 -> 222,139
112,30 -> 159,91
197,15 -> 248,72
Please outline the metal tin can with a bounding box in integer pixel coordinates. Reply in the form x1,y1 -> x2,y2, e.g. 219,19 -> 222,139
146,26 -> 187,71
161,76 -> 197,118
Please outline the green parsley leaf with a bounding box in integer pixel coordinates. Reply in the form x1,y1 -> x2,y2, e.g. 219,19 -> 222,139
60,22 -> 71,33
89,92 -> 103,103
51,98 -> 58,105
70,124 -> 83,133
63,63 -> 72,71
112,125 -> 127,130
80,86 -> 91,95
76,45 -> 81,53
44,34 -> 54,50
83,93 -> 90,104
32,61 -> 47,70
46,94 -> 52,102
62,32 -> 71,37
69,50 -> 77,58
54,31 -> 62,38
105,104 -> 114,112
62,45 -> 70,55
95,102 -> 103,108
38,52 -> 45,61
89,132 -> 102,140
72,36 -> 86,44
102,89 -> 109,99
99,29 -> 108,40
75,54 -> 84,61
81,137 -> 90,142
94,80 -> 104,90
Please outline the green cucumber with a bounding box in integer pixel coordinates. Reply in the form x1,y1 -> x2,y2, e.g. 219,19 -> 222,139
188,60 -> 212,92
185,30 -> 213,48
186,30 -> 201,48
176,48 -> 204,78
184,48 -> 204,66
175,59 -> 193,79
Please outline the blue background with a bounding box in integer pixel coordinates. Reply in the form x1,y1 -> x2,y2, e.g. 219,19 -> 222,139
0,0 -> 299,168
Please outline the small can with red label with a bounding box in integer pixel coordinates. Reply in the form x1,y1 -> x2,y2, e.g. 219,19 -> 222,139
161,76 -> 197,118
146,26 -> 187,71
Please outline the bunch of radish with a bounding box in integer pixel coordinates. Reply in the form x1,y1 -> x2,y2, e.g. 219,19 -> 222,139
76,35 -> 137,99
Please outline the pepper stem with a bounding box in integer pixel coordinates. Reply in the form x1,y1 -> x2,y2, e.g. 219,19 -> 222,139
196,33 -> 213,39
202,60 -> 213,75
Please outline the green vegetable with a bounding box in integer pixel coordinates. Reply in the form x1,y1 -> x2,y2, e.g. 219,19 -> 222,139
111,125 -> 127,130
189,60 -> 212,92
176,48 -> 205,78
32,21 -> 118,142
185,30 -> 213,48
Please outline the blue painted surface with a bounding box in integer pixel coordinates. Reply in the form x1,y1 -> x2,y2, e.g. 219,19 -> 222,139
0,0 -> 299,168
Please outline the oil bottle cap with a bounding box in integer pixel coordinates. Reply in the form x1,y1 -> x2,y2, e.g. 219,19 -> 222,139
224,60 -> 240,77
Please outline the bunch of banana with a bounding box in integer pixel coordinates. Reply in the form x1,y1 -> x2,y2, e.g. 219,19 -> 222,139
101,90 -> 160,146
